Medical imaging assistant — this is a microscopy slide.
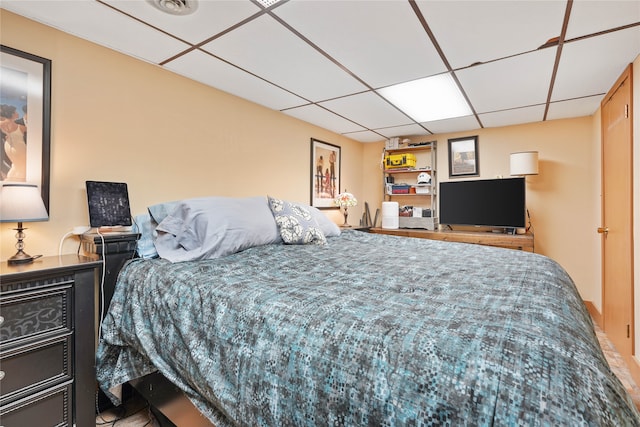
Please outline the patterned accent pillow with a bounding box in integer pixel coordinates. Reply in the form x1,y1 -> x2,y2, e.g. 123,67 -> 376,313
268,196 -> 327,245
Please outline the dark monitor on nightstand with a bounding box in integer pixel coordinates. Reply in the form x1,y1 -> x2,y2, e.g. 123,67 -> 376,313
86,180 -> 132,229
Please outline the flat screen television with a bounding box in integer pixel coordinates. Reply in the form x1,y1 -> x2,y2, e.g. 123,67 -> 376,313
439,178 -> 525,229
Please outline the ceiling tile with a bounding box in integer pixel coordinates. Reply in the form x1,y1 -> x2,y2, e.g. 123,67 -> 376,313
319,92 -> 414,130
566,0 -> 640,40
2,0 -> 635,140
342,130 -> 387,143
547,95 -> 603,121
199,14 -> 367,102
552,27 -> 640,101
479,105 -> 546,129
457,48 -> 556,113
164,49 -> 307,110
421,115 -> 481,135
416,0 -> 566,69
375,124 -> 432,139
282,104 -> 366,135
103,0 -> 261,45
272,0 -> 447,88
1,0 -> 189,64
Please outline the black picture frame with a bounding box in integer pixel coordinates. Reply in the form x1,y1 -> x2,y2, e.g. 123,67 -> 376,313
448,135 -> 479,178
310,138 -> 340,209
0,45 -> 52,214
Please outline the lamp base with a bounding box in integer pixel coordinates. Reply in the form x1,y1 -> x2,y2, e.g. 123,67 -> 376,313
7,250 -> 41,265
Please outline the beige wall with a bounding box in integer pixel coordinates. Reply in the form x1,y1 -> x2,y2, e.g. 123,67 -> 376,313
0,10 -> 363,259
2,10 -> 631,313
364,117 -> 603,305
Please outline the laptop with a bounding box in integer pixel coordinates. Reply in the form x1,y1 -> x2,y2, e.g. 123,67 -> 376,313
86,180 -> 132,231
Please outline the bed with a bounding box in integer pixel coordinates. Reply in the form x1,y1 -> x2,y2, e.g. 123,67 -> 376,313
96,196 -> 640,426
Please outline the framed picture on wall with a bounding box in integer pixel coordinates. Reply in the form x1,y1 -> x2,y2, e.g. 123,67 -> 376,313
448,135 -> 479,178
310,138 -> 340,209
0,45 -> 52,214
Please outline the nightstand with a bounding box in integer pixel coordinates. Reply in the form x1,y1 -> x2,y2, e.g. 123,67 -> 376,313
0,255 -> 100,427
80,232 -> 139,413
80,232 -> 140,318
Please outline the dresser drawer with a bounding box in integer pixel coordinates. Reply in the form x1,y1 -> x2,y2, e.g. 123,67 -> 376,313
0,285 -> 72,345
0,380 -> 72,427
0,333 -> 72,405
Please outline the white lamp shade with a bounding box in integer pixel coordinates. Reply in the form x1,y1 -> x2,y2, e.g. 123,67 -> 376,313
0,183 -> 49,222
510,151 -> 539,176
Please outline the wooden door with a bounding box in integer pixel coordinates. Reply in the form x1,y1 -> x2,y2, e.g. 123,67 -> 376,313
601,64 -> 633,357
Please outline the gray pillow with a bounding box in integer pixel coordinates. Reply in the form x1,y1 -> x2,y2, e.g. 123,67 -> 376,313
148,200 -> 180,225
154,196 -> 281,262
268,196 -> 326,245
309,206 -> 341,237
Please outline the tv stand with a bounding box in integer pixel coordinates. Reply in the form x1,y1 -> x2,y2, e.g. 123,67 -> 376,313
369,228 -> 534,252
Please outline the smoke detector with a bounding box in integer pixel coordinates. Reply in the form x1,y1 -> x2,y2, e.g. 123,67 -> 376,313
148,0 -> 197,15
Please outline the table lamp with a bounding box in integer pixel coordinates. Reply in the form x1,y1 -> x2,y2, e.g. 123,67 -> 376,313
335,191 -> 357,227
0,183 -> 48,264
510,151 -> 539,176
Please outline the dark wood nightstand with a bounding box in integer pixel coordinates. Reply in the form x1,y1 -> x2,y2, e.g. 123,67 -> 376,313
80,232 -> 140,413
80,232 -> 140,317
0,255 -> 100,427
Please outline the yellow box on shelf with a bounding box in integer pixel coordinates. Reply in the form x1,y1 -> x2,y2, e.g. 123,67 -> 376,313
385,153 -> 417,169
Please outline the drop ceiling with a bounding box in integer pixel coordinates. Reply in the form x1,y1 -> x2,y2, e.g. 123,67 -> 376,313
1,0 -> 639,142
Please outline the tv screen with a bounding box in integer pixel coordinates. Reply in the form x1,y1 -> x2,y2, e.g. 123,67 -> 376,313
439,178 -> 525,228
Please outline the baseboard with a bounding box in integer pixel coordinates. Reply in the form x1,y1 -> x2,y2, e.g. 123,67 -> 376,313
584,300 -> 602,328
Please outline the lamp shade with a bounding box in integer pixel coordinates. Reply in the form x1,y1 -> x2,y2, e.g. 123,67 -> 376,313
510,151 -> 539,176
335,192 -> 357,208
0,183 -> 49,222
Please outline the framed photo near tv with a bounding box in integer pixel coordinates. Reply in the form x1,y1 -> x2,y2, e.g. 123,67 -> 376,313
0,45 -> 52,214
310,138 -> 340,209
448,136 -> 479,178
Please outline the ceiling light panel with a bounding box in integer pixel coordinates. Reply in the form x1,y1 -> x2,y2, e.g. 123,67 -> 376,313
456,48 -> 555,113
273,1 -> 447,88
105,0 -> 260,45
164,50 -> 307,111
377,73 -> 471,123
416,0 -> 565,69
200,15 -> 367,102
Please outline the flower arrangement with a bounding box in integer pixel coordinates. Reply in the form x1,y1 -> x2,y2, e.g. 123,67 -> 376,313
334,191 -> 357,226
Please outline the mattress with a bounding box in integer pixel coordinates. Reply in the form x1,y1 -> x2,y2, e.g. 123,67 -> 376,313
97,229 -> 640,425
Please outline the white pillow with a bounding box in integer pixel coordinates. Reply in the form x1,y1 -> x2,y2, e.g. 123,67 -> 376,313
309,206 -> 341,237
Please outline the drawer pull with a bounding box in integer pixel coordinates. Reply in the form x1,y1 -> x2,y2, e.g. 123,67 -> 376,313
0,370 -> 5,380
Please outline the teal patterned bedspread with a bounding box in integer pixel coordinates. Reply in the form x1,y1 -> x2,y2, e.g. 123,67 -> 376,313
97,230 -> 640,426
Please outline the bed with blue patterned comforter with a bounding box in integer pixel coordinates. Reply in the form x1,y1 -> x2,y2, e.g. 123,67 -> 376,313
97,230 -> 640,425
